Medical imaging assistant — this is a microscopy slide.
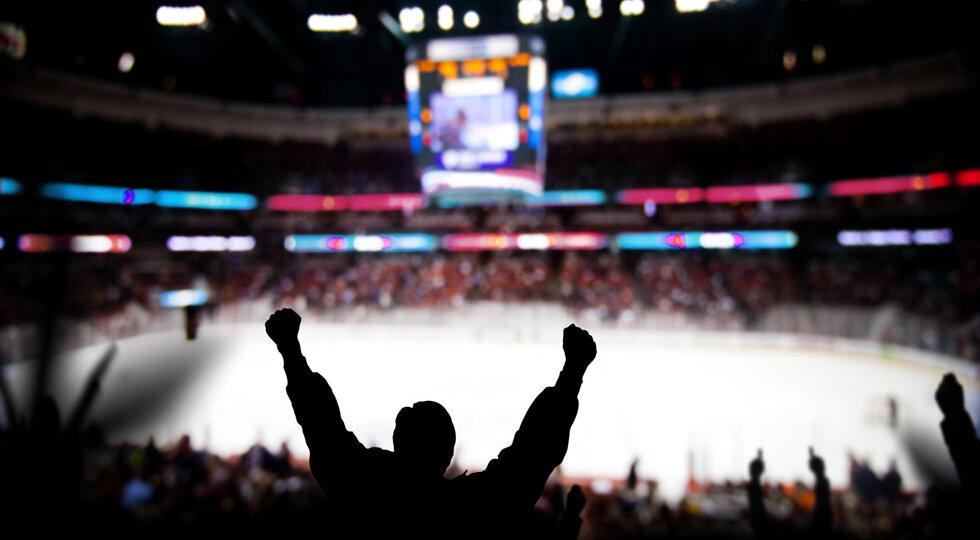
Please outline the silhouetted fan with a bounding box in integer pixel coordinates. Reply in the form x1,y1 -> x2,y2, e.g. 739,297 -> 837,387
265,308 -> 597,538
747,447 -> 830,539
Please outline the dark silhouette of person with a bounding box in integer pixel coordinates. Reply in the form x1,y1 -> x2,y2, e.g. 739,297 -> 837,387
936,373 -> 980,492
556,484 -> 586,540
934,372 -> 980,539
264,307 -> 597,538
748,449 -> 770,538
748,447 -> 832,539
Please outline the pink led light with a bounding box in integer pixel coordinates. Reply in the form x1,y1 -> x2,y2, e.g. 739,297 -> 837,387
267,195 -> 349,211
829,174 -> 951,197
618,188 -> 704,205
349,193 -> 424,211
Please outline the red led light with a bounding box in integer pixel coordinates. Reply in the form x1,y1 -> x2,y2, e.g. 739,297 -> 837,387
957,169 -> 980,187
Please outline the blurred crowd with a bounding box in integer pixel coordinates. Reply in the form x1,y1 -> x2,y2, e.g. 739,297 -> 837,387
0,423 -> 957,539
2,249 -> 975,362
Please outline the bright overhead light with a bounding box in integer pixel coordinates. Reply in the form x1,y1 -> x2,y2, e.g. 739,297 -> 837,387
438,5 -> 454,30
307,14 -> 358,32
117,52 -> 135,73
518,0 -> 544,24
155,5 -> 207,26
546,0 -> 564,21
620,0 -> 645,16
561,5 -> 574,20
586,0 -> 603,18
399,6 -> 425,33
463,10 -> 480,28
675,0 -> 711,13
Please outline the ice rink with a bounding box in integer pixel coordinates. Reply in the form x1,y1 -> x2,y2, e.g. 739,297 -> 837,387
4,320 -> 977,501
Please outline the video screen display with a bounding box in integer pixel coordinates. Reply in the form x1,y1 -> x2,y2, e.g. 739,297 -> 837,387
405,35 -> 547,204
429,90 -> 519,152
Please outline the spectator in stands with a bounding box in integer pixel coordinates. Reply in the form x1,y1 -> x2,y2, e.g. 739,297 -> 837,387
936,373 -> 980,492
748,447 -> 832,539
264,307 -> 597,538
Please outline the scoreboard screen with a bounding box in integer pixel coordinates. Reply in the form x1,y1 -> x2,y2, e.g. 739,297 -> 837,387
405,35 -> 546,205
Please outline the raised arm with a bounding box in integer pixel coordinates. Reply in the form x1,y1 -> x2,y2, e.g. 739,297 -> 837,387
809,447 -> 832,538
483,324 -> 597,511
265,309 -> 365,487
747,449 -> 770,539
936,373 -> 980,490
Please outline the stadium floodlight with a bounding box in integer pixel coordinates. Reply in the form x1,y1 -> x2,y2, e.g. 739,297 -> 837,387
675,0 -> 709,13
399,7 -> 425,33
518,0 -> 544,24
155,5 -> 207,26
438,5 -> 454,30
620,0 -> 645,16
463,10 -> 480,28
307,14 -> 358,32
586,0 -> 603,18
546,0 -> 563,21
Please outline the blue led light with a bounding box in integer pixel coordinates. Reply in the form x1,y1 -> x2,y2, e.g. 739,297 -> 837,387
155,190 -> 257,210
616,233 -> 674,250
42,183 -> 155,205
616,231 -> 798,250
159,289 -> 208,308
525,190 -> 606,206
284,234 -> 437,253
551,69 -> 600,99
1,178 -> 22,195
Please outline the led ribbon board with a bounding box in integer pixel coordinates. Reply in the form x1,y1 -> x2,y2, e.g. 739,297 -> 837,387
267,195 -> 350,211
284,234 -> 437,253
42,183 -> 155,205
18,234 -> 132,253
616,231 -> 798,250
442,232 -> 606,251
167,236 -> 256,252
837,228 -> 952,246
617,188 -> 704,205
705,183 -> 812,202
155,190 -> 257,210
829,173 -> 951,196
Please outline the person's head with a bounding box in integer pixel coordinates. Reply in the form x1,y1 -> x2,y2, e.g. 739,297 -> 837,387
393,401 -> 455,477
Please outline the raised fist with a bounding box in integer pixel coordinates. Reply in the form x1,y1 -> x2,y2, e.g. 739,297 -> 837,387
935,373 -> 965,417
749,449 -> 764,480
809,447 -> 825,477
563,324 -> 597,367
266,308 -> 301,351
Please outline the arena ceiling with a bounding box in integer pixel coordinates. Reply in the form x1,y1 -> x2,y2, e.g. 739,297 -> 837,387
0,0 -> 974,107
